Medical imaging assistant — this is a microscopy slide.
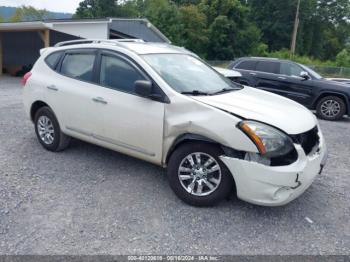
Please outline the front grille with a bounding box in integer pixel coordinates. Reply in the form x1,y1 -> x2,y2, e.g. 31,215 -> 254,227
290,126 -> 320,155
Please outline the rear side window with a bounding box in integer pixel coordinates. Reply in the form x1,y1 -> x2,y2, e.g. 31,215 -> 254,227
256,61 -> 279,74
45,52 -> 62,70
235,60 -> 256,70
61,53 -> 95,82
99,55 -> 145,93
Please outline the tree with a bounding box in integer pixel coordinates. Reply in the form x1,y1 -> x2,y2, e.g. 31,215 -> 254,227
245,0 -> 296,52
173,0 -> 201,5
142,0 -> 184,44
9,5 -> 51,22
336,49 -> 350,67
246,0 -> 350,60
178,5 -> 208,56
200,0 -> 261,60
75,0 -> 135,18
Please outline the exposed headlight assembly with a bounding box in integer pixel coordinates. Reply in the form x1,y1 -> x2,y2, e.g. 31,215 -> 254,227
238,120 -> 294,158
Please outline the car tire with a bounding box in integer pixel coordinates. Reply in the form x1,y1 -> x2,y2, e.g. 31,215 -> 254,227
167,142 -> 234,207
34,107 -> 70,152
316,96 -> 346,121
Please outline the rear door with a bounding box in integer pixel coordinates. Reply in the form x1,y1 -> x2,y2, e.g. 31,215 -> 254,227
231,60 -> 258,86
44,49 -> 100,138
252,60 -> 283,95
277,62 -> 314,106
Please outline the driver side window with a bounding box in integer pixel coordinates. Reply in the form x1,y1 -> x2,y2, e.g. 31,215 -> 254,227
280,62 -> 303,77
99,54 -> 146,94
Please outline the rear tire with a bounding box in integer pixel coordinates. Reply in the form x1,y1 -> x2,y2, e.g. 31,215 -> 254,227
167,142 -> 234,207
34,107 -> 70,152
316,96 -> 346,121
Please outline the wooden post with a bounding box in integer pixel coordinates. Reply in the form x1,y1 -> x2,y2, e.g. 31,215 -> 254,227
38,29 -> 50,47
290,0 -> 301,58
0,33 -> 3,76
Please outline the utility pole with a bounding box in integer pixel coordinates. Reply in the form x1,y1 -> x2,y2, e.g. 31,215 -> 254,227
290,0 -> 301,58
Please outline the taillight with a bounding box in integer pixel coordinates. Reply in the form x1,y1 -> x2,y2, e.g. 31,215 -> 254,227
21,72 -> 32,86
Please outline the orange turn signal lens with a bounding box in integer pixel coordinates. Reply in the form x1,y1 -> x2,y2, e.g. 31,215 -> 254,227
240,123 -> 267,155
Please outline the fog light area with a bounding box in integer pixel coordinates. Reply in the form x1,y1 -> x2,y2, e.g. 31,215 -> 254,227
244,152 -> 271,166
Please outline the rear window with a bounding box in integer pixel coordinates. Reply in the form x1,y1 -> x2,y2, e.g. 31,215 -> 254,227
256,61 -> 279,74
60,53 -> 95,82
235,60 -> 256,70
45,52 -> 62,70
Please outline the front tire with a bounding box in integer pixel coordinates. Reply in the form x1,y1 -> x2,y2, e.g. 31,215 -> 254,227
167,143 -> 234,207
316,96 -> 346,121
34,107 -> 70,152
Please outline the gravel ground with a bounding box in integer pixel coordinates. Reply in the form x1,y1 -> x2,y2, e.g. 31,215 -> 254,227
0,76 -> 349,255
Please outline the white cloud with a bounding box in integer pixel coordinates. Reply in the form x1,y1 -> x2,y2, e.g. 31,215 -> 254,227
0,0 -> 82,13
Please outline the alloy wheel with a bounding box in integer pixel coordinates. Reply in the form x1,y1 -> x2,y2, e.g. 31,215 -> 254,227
178,152 -> 222,196
320,99 -> 341,118
37,115 -> 55,145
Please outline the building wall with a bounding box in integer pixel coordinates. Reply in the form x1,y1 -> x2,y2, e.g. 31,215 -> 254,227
50,22 -> 109,39
2,31 -> 42,67
50,30 -> 80,46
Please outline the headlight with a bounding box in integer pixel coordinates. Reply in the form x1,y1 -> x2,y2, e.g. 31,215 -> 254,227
238,120 -> 294,157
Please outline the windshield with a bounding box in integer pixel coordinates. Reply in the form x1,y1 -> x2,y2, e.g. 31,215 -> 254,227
142,54 -> 242,95
299,64 -> 323,80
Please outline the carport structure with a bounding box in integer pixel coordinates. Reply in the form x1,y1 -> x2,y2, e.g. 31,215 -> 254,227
0,18 -> 170,76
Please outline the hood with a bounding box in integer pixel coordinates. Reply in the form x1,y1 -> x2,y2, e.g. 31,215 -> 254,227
192,86 -> 317,135
324,78 -> 350,87
213,67 -> 242,78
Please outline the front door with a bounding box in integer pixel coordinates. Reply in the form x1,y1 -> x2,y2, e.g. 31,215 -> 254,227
278,62 -> 314,106
91,51 -> 165,164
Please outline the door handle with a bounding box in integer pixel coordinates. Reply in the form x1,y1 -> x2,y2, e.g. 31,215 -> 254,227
278,76 -> 287,80
47,85 -> 58,91
92,97 -> 107,104
249,72 -> 257,76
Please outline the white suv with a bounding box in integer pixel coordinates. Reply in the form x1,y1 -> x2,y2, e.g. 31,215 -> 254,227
23,39 -> 327,207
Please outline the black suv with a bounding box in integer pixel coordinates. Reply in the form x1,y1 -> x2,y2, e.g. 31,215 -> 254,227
228,57 -> 350,121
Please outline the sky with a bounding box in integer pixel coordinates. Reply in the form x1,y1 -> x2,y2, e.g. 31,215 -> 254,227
0,0 -> 82,13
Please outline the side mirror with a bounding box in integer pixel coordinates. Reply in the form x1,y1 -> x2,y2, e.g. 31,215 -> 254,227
300,71 -> 310,80
134,80 -> 153,97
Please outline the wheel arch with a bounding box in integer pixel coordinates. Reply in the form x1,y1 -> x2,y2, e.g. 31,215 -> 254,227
165,133 -> 244,165
30,101 -> 50,122
313,92 -> 349,114
165,133 -> 220,164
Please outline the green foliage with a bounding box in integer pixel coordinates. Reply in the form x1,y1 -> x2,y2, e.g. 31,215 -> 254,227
336,49 -> 350,67
73,0 -> 350,65
9,5 -> 51,22
199,0 -> 261,59
245,0 -> 350,61
252,43 -> 269,57
267,49 -> 336,67
143,0 -> 184,44
75,0 -> 136,18
178,5 -> 208,56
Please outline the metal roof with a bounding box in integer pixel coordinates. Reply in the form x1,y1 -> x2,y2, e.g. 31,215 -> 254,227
0,18 -> 170,43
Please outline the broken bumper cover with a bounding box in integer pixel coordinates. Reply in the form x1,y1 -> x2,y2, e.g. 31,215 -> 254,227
220,133 -> 327,206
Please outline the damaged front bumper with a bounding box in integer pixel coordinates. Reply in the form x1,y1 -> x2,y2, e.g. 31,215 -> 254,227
220,133 -> 327,206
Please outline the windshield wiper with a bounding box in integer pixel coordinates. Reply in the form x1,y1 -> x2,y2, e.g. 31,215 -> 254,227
210,87 -> 238,95
181,90 -> 209,96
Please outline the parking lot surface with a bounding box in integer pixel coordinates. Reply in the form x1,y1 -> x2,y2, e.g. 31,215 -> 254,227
0,76 -> 349,255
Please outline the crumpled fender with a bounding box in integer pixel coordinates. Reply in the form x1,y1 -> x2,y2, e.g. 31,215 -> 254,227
162,94 -> 258,165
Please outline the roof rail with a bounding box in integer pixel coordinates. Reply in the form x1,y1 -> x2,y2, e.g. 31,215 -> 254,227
114,39 -> 145,43
54,38 -> 144,47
